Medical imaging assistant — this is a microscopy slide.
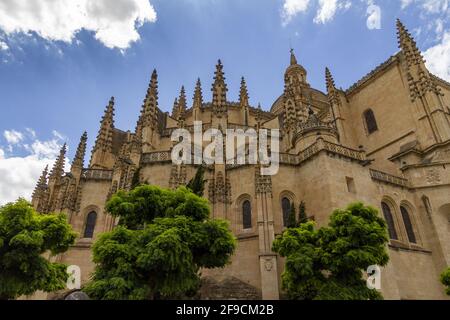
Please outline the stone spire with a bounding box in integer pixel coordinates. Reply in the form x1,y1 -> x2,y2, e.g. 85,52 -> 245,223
325,67 -> 335,92
92,97 -> 115,154
325,67 -> 340,106
140,69 -> 159,128
396,19 -> 424,67
171,98 -> 179,119
177,86 -> 187,118
49,143 -> 67,180
31,165 -> 50,211
32,165 -> 48,198
193,78 -> 203,110
211,60 -> 228,117
285,48 -> 308,85
71,131 -> 87,170
290,48 -> 298,66
239,77 -> 249,108
255,103 -> 263,129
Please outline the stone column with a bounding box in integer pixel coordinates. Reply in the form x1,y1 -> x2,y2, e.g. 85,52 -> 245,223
255,166 -> 279,300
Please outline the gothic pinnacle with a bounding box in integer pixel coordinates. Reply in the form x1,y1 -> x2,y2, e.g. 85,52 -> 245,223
171,98 -> 179,119
325,67 -> 338,94
36,165 -> 49,187
212,60 -> 228,116
193,78 -> 203,109
290,48 -> 298,66
139,69 -> 159,127
32,165 -> 49,199
396,19 -> 423,66
93,97 -> 115,154
72,131 -> 87,169
178,86 -> 187,117
239,77 -> 249,108
49,143 -> 67,179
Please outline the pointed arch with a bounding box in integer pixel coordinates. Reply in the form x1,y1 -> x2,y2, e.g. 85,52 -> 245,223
242,200 -> 252,230
279,191 -> 296,228
381,201 -> 398,240
83,211 -> 97,239
400,206 -> 416,243
235,194 -> 254,233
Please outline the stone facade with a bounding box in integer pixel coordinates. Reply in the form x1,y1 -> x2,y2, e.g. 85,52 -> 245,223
31,20 -> 450,300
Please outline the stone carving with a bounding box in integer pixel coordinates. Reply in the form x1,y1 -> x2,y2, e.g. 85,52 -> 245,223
255,167 -> 272,196
208,171 -> 231,204
426,168 -> 441,185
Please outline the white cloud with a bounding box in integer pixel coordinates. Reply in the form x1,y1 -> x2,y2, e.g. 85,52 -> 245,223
366,4 -> 382,30
401,0 -> 414,9
424,31 -> 450,81
282,0 -> 311,26
314,0 -> 351,25
400,0 -> 449,13
421,0 -> 449,13
4,129 -> 24,144
0,0 -> 157,50
0,40 -> 8,51
0,129 -> 69,205
281,0 -> 351,26
25,128 -> 36,139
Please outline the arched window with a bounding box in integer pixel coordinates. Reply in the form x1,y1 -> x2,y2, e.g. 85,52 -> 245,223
242,200 -> 252,229
282,197 -> 292,227
400,206 -> 416,244
84,211 -> 97,238
364,109 -> 378,134
381,202 -> 398,240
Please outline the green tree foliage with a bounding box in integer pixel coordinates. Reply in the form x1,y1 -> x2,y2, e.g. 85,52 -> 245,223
441,268 -> 450,296
0,199 -> 77,300
273,202 -> 389,300
84,185 -> 236,300
298,201 -> 308,224
287,204 -> 297,228
186,166 -> 206,197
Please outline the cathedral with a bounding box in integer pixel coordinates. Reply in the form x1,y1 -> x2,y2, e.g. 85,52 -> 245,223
31,20 -> 450,300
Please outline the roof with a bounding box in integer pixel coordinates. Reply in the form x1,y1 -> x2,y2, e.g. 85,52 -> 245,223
345,53 -> 401,95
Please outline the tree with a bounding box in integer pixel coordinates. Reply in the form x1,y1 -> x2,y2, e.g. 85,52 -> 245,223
273,202 -> 389,300
0,199 -> 77,300
441,268 -> 450,296
83,185 -> 236,300
186,166 -> 206,197
286,204 -> 297,228
298,201 -> 308,224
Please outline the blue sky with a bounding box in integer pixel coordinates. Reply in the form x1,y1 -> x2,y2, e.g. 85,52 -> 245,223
0,0 -> 449,203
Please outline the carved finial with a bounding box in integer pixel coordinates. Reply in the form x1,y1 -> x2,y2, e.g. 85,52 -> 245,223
32,165 -> 49,205
178,86 -> 187,117
171,98 -> 179,119
34,165 -> 48,191
92,97 -> 115,155
212,60 -> 228,117
325,67 -> 336,91
72,131 -> 87,169
396,19 -> 424,66
239,77 -> 249,108
49,143 -> 67,180
138,69 -> 159,129
193,78 -> 203,110
290,48 -> 298,66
